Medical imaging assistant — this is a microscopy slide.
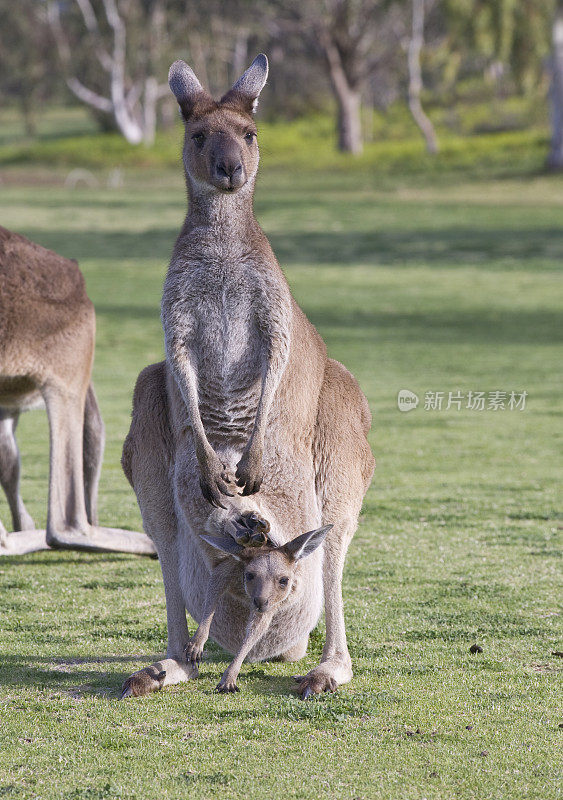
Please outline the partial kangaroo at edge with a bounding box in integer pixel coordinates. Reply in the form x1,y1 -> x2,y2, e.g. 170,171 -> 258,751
0,226 -> 155,556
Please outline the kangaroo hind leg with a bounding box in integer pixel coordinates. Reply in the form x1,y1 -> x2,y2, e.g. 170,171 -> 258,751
0,409 -> 35,532
121,362 -> 196,698
295,359 -> 374,699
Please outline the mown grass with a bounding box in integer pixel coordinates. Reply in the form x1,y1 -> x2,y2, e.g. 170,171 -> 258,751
0,153 -> 561,799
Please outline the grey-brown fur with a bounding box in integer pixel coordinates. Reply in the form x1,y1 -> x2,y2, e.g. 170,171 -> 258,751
0,226 -> 154,556
121,55 -> 374,699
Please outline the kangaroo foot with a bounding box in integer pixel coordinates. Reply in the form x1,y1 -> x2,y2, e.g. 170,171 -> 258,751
0,529 -> 50,556
216,678 -> 240,693
121,666 -> 167,698
121,657 -> 197,699
293,660 -> 352,700
216,667 -> 240,693
46,525 -> 156,556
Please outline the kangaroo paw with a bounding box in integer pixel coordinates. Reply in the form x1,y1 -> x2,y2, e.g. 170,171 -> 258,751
198,450 -> 235,508
184,639 -> 205,665
235,446 -> 263,496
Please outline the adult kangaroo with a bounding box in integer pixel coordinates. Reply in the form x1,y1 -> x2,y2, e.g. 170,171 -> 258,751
121,54 -> 374,699
0,226 -> 155,556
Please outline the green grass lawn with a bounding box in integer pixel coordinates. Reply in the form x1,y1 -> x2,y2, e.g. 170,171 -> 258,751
0,163 -> 561,799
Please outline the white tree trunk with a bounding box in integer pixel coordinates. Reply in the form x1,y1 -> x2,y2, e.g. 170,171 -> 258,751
48,0 -> 166,146
548,4 -> 563,169
143,78 -> 159,146
408,0 -> 438,155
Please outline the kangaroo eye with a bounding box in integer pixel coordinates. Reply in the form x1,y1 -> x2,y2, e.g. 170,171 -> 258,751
245,572 -> 255,582
192,132 -> 205,146
244,131 -> 255,143
279,577 -> 289,587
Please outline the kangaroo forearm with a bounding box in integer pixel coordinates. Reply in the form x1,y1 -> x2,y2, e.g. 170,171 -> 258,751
228,611 -> 272,673
219,612 -> 272,686
217,608 -> 275,691
167,352 -> 210,454
250,344 -> 289,445
199,559 -> 236,631
187,559 -> 237,660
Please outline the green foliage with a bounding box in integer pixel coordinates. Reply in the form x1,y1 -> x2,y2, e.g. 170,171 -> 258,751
0,101 -> 552,180
444,0 -> 554,93
0,168 -> 561,799
0,1 -> 60,134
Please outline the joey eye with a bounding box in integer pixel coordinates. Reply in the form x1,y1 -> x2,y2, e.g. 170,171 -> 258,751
244,131 -> 255,144
279,577 -> 289,588
192,132 -> 205,147
245,572 -> 255,582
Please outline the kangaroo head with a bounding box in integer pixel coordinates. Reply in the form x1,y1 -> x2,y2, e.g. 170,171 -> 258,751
168,54 -> 268,193
202,525 -> 333,614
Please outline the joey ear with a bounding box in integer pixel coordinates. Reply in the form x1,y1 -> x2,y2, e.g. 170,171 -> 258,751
222,54 -> 268,114
200,533 -> 245,560
281,525 -> 333,561
168,60 -> 207,118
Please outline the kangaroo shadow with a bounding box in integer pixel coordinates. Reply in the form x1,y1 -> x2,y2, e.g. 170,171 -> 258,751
1,649 -> 299,700
0,652 -> 156,697
179,641 -> 304,700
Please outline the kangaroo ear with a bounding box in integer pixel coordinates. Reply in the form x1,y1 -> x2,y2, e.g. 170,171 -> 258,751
281,525 -> 333,561
200,534 -> 245,561
168,60 -> 208,119
221,54 -> 268,114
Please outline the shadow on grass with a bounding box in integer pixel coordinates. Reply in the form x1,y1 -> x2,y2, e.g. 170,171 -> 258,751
0,653 -> 155,696
0,650 -> 298,700
306,307 -> 563,345
12,226 -> 563,269
91,302 -> 562,347
0,555 -> 135,567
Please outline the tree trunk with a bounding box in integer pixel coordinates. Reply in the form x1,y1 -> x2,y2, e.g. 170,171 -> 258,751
19,93 -> 36,137
408,0 -> 438,154
336,87 -> 362,154
110,90 -> 143,144
319,29 -> 363,154
143,77 -> 158,146
47,0 -> 163,146
232,29 -> 249,85
548,2 -> 563,169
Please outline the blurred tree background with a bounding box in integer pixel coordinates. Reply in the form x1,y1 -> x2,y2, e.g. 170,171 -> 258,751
0,0 -> 562,165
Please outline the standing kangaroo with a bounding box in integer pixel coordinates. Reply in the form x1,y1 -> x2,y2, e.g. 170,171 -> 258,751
0,226 -> 155,556
121,54 -> 374,699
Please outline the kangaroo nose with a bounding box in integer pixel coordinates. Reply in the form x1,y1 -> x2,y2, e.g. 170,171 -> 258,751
253,597 -> 268,612
216,161 -> 242,179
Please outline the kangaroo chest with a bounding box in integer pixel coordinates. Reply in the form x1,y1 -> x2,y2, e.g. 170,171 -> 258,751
171,257 -> 267,446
